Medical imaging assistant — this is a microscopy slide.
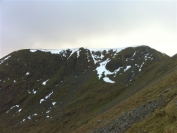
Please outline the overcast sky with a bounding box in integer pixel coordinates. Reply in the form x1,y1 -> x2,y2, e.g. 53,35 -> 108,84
0,0 -> 176,58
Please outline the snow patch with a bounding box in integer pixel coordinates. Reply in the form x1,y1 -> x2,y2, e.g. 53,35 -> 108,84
45,91 -> 53,99
33,89 -> 37,94
28,116 -> 31,119
30,49 -> 67,54
90,52 -> 100,64
77,50 -> 80,58
40,99 -> 45,104
0,55 -> 11,65
30,50 -> 37,52
113,67 -> 123,75
27,89 -> 31,94
103,77 -> 115,83
124,66 -> 131,72
62,51 -> 67,57
6,105 -> 20,113
27,113 -> 37,120
132,51 -> 136,58
46,110 -> 51,113
139,62 -> 145,72
42,79 -> 49,85
67,49 -> 79,59
18,109 -> 22,112
26,72 -> 30,75
95,59 -> 112,79
39,91 -> 53,104
33,113 -> 37,116
52,102 -> 56,106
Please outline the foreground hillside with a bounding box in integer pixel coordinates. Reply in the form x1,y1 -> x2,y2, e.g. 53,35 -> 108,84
76,56 -> 177,133
1,45 -> 176,133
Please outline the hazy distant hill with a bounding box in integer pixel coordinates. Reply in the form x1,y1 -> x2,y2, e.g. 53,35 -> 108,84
1,45 -> 177,133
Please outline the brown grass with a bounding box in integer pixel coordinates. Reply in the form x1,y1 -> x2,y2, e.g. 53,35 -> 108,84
164,126 -> 177,133
166,96 -> 177,122
76,63 -> 177,133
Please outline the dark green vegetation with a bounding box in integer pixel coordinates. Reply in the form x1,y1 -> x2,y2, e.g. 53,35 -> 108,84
0,45 -> 176,133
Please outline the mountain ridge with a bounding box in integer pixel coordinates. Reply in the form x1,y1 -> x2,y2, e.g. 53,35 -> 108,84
0,45 -> 176,133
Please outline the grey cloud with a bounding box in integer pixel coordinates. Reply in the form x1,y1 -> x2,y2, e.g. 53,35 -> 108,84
1,0 -> 176,57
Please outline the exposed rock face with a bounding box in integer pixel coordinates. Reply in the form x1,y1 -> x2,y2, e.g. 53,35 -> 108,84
93,96 -> 167,133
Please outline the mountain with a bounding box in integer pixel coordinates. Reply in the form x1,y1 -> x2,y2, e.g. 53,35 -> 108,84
0,45 -> 176,133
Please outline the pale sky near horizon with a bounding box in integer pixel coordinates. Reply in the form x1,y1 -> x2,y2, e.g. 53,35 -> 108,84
0,0 -> 177,58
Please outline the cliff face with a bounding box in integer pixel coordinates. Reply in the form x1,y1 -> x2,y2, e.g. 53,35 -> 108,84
1,45 -> 175,133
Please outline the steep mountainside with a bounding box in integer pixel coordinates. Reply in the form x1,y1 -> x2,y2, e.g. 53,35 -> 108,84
0,45 -> 174,133
77,56 -> 177,133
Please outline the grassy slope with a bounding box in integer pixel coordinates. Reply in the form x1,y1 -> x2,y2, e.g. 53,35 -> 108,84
75,58 -> 177,133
